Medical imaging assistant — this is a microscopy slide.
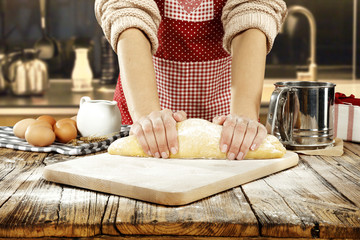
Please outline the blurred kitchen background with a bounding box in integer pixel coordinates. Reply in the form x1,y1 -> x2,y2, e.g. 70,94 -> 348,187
0,0 -> 359,125
0,0 -> 116,82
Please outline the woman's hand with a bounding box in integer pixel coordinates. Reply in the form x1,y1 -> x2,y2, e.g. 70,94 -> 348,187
130,109 -> 187,158
213,114 -> 267,160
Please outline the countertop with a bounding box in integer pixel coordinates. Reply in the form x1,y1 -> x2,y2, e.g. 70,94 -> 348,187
1,79 -> 360,116
1,143 -> 360,239
0,79 -> 116,115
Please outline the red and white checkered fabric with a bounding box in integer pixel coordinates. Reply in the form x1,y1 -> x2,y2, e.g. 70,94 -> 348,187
114,56 -> 232,125
154,56 -> 231,121
113,0 -> 231,125
165,0 -> 214,22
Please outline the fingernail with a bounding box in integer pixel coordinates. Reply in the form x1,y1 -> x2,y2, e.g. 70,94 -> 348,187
147,151 -> 152,156
174,112 -> 181,120
170,147 -> 177,154
221,144 -> 228,153
161,152 -> 168,158
228,153 -> 235,160
237,152 -> 244,160
154,152 -> 160,158
251,144 -> 256,151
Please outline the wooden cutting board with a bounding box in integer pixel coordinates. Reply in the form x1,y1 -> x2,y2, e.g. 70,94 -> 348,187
43,152 -> 298,205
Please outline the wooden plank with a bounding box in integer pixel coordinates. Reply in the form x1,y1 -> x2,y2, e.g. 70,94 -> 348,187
301,152 -> 360,208
115,187 -> 259,237
343,142 -> 360,157
242,157 -> 360,239
101,195 -> 122,235
1,146 -> 360,239
0,180 -> 62,237
0,149 -> 48,209
92,237 -> 360,240
0,236 -> 357,240
0,151 -> 60,238
298,143 -> 360,238
241,179 -> 308,238
46,153 -> 113,237
0,151 -> 109,238
55,186 -> 108,237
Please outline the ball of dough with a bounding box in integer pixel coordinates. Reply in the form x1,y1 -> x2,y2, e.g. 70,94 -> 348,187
108,119 -> 286,159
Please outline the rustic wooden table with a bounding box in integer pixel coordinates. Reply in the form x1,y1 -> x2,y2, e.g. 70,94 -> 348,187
0,142 -> 360,240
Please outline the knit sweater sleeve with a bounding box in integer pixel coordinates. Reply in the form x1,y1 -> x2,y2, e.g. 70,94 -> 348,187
222,0 -> 287,54
94,0 -> 161,55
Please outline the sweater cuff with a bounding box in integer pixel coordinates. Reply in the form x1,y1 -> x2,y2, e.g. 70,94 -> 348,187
223,12 -> 279,54
110,16 -> 159,55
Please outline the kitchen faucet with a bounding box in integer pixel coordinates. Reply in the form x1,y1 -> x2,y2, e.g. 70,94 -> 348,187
287,6 -> 317,81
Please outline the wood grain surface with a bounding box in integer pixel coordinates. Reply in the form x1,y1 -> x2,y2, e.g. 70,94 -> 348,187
0,143 -> 360,239
42,152 -> 298,206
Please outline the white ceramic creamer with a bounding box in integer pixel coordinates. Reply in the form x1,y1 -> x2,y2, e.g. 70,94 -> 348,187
77,96 -> 122,137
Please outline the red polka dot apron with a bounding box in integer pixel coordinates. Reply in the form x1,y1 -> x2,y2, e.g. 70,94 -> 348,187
113,0 -> 231,125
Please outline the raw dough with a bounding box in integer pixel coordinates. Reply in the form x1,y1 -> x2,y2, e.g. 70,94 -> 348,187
108,118 -> 286,159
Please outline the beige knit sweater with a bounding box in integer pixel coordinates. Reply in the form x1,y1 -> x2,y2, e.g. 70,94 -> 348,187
95,0 -> 287,55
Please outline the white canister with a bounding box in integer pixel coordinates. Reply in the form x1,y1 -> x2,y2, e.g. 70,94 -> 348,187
71,48 -> 93,92
77,96 -> 122,137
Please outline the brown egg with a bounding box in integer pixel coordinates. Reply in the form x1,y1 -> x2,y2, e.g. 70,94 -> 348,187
29,120 -> 53,130
25,126 -> 56,147
13,118 -> 36,139
37,115 -> 56,127
56,118 -> 77,129
54,123 -> 77,143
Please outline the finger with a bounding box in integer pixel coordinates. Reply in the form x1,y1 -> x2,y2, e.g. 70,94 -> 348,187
212,115 -> 226,125
149,112 -> 169,158
130,122 -> 151,156
250,124 -> 267,151
238,120 -> 258,160
173,110 -> 187,122
141,118 -> 160,158
219,115 -> 237,155
162,113 -> 179,155
228,118 -> 248,160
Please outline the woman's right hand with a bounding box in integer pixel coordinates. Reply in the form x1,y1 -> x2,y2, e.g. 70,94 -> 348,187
129,109 -> 187,158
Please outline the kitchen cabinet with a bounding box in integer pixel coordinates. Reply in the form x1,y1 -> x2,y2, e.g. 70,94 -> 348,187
0,142 -> 360,239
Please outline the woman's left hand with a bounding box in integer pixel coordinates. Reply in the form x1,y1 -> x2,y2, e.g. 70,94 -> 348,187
213,114 -> 267,160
